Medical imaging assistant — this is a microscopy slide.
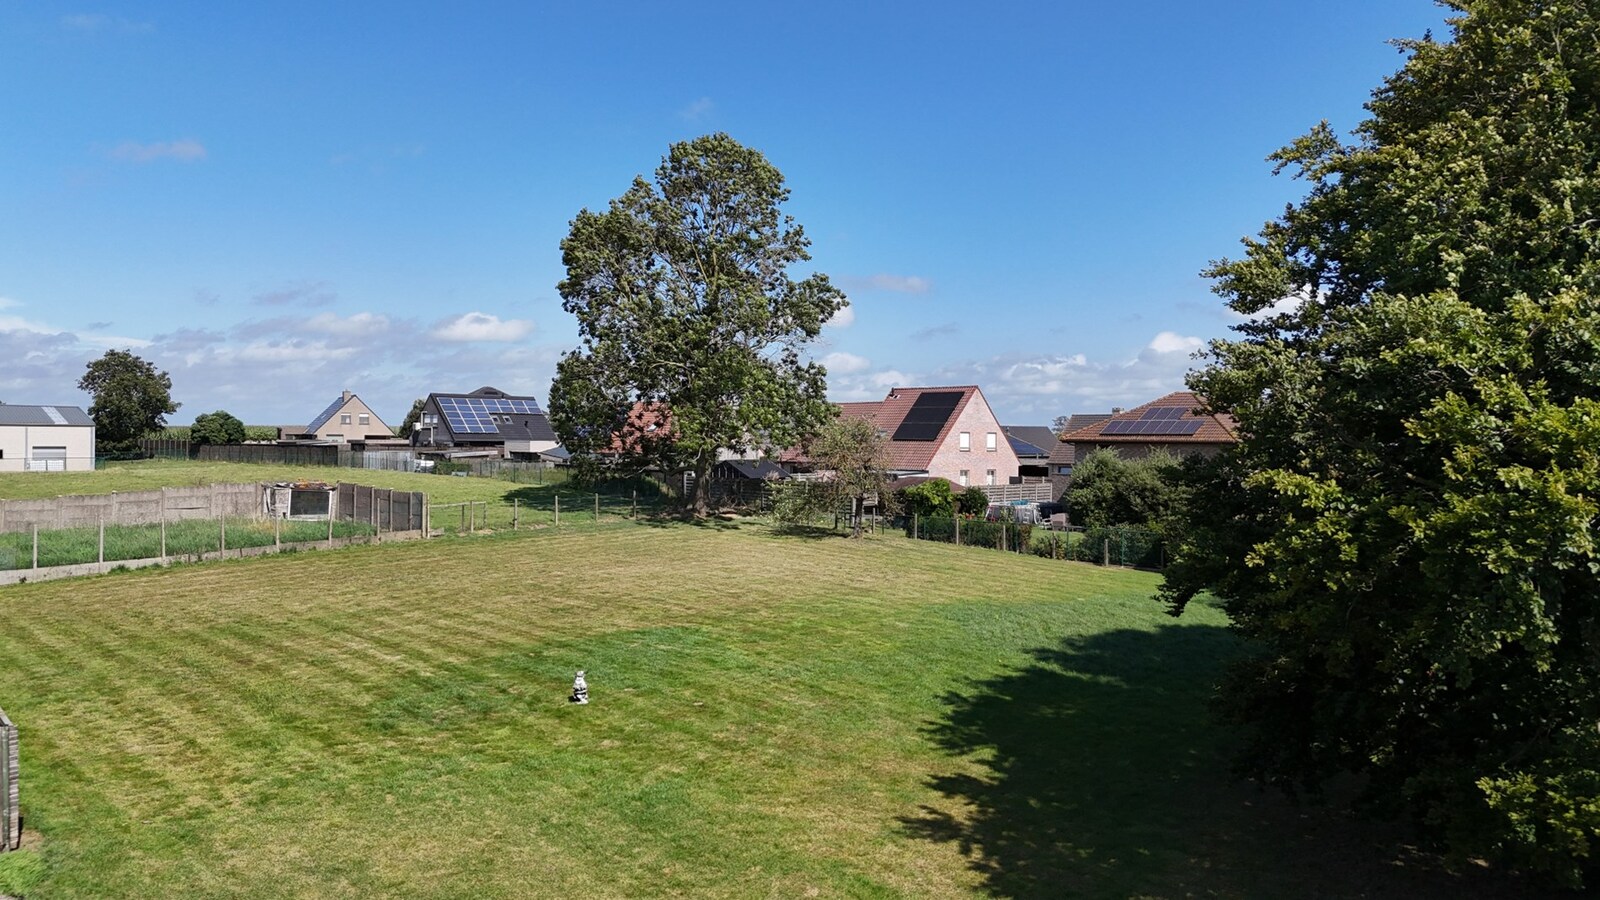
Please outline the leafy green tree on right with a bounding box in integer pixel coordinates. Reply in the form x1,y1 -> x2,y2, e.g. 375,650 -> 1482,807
1161,1 -> 1599,885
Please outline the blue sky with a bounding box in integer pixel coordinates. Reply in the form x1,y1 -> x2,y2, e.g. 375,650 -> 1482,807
1,1 -> 1453,428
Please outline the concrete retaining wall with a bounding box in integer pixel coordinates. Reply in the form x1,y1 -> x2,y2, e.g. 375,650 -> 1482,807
0,484 -> 263,534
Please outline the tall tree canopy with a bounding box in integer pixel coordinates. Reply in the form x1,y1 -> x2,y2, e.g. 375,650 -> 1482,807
1161,1 -> 1600,884
548,134 -> 846,516
190,410 -> 246,446
78,350 -> 179,451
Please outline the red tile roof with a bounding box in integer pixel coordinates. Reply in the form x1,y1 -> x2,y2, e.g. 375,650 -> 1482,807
788,386 -> 984,471
1058,391 -> 1236,445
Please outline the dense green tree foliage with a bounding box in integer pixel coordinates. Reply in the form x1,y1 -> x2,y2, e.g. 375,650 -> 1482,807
1161,1 -> 1600,884
190,410 -> 246,445
1063,449 -> 1185,530
770,416 -> 894,537
396,398 -> 425,437
899,478 -> 956,518
956,486 -> 989,517
78,350 -> 179,451
548,134 -> 846,516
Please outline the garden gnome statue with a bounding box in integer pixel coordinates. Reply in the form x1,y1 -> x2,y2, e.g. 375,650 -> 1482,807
569,670 -> 589,704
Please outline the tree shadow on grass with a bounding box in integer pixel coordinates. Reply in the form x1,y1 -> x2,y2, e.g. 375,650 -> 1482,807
902,626 -> 1562,899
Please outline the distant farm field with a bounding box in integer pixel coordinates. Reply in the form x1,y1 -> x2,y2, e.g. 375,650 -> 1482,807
0,522 -> 1542,898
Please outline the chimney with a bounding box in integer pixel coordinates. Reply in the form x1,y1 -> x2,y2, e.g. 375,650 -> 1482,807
1111,407 -> 1124,414
342,390 -> 352,403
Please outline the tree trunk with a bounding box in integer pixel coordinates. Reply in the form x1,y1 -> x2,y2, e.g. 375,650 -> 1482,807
689,459 -> 714,518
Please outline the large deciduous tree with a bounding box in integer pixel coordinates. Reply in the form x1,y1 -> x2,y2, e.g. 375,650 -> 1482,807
78,350 -> 179,452
1161,1 -> 1600,885
548,134 -> 846,516
190,410 -> 246,446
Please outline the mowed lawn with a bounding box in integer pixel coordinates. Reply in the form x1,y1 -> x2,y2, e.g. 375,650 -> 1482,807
0,523 -> 1540,898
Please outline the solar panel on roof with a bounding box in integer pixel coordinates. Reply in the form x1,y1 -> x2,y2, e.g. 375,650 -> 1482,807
304,396 -> 346,433
437,395 -> 545,435
891,391 -> 963,441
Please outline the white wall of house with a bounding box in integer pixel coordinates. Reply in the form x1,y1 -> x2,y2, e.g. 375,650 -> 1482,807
0,424 -> 96,472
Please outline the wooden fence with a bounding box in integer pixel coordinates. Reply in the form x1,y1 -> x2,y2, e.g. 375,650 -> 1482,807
335,483 -> 425,532
1,706 -> 17,852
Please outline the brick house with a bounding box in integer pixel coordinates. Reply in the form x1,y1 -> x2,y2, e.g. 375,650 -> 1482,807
1050,391 -> 1236,497
789,385 -> 1020,488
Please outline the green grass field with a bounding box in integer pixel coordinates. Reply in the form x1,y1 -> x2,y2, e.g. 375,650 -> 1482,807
0,516 -> 1547,897
0,460 -> 664,550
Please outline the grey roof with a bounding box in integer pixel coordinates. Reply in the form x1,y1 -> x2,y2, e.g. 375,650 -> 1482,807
1003,425 -> 1057,458
424,387 -> 557,445
716,459 -> 788,480
0,404 -> 94,427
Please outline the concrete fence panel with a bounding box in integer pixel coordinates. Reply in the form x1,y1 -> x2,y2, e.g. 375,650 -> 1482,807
0,707 -> 17,852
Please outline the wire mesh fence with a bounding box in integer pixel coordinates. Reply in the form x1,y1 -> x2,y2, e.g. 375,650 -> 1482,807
427,484 -> 664,535
0,517 -> 380,571
904,515 -> 1166,568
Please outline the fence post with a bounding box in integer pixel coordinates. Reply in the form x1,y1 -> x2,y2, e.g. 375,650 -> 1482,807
632,489 -> 637,519
555,494 -> 560,527
161,512 -> 167,559
31,525 -> 37,569
513,498 -> 519,530
594,493 -> 600,528
469,502 -> 475,533
1103,538 -> 1110,567
220,513 -> 227,554
955,516 -> 960,547
274,512 -> 280,549
328,506 -> 334,546
98,516 -> 105,564
914,512 -> 919,540
1,707 -> 17,852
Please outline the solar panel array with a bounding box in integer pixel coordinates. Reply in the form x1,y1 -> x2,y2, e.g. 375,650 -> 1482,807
437,396 -> 544,434
1100,405 -> 1204,436
891,391 -> 963,442
304,396 -> 347,434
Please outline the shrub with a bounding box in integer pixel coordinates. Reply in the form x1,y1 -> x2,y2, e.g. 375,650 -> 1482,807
956,486 -> 988,516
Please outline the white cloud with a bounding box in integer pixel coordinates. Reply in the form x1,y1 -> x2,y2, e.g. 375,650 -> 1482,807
108,139 -> 206,163
78,332 -> 152,349
0,297 -> 19,310
432,312 -> 534,342
253,281 -> 335,308
820,351 -> 870,374
842,274 -> 932,294
1147,331 -> 1203,354
679,97 -> 715,121
236,341 -> 358,363
305,312 -> 390,336
825,305 -> 855,329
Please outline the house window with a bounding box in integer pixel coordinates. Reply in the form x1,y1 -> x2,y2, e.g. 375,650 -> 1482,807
358,414 -> 370,426
986,432 -> 997,451
959,469 -> 969,487
1057,465 -> 1073,476
340,414 -> 352,425
986,469 -> 996,485
959,431 -> 970,451
422,413 -> 438,424
327,434 -> 344,443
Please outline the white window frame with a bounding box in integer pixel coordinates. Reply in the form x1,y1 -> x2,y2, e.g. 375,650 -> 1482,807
986,432 -> 997,451
958,469 -> 969,487
986,469 -> 996,485
959,431 -> 970,451
340,414 -> 352,425
358,414 -> 370,426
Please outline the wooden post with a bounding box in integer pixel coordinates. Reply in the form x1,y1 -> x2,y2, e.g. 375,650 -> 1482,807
555,494 -> 560,527
98,516 -> 104,563
914,513 -> 919,540
955,516 -> 961,547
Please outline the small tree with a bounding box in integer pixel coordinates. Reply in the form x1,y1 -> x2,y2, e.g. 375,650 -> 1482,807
78,350 -> 179,452
396,398 -> 425,437
1063,449 -> 1186,530
900,478 -> 955,518
808,416 -> 894,538
190,410 -> 246,446
956,486 -> 989,517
